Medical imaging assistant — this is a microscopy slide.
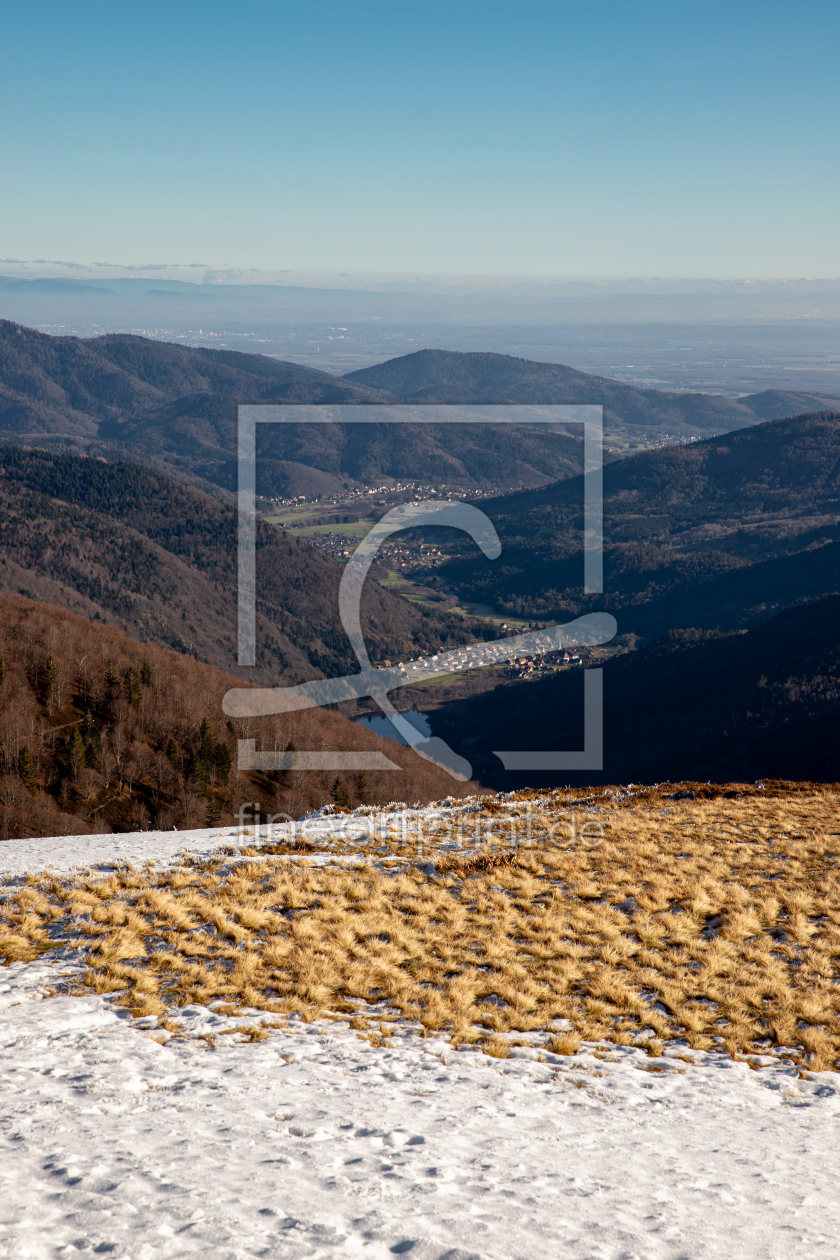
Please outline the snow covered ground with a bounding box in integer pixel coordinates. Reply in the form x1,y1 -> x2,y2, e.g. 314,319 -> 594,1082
2,821 -> 840,1258
0,805 -> 470,879
0,822 -> 305,880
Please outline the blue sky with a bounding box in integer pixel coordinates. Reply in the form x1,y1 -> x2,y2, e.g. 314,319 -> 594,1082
2,0 -> 838,277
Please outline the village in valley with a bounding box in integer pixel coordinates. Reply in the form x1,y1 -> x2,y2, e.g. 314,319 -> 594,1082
262,484 -> 454,571
503,644 -> 594,678
376,639 -> 596,682
263,488 -> 605,688
261,480 -> 533,575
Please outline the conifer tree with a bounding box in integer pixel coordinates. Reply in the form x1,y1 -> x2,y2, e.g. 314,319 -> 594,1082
331,777 -> 348,807
214,742 -> 232,784
18,746 -> 38,796
42,655 -> 59,711
69,726 -> 86,780
198,717 -> 215,768
124,667 -> 142,709
140,661 -> 153,686
81,712 -> 101,767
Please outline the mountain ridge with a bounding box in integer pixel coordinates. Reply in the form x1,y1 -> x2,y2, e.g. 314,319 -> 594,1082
345,349 -> 837,432
434,408 -> 840,634
2,325 -> 836,498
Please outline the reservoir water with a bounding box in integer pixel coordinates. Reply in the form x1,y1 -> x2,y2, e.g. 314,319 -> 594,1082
354,708 -> 432,745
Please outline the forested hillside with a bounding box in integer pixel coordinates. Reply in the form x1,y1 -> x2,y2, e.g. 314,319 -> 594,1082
346,349 -> 836,431
0,324 -> 582,494
436,409 -> 840,635
2,325 -> 836,498
107,394 -> 585,495
0,445 -> 481,685
0,319 -> 377,437
0,593 -> 476,840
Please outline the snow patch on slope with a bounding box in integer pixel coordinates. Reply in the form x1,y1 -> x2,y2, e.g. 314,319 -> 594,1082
1,956 -> 840,1259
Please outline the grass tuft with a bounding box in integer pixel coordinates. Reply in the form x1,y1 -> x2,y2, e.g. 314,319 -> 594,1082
3,783 -> 840,1069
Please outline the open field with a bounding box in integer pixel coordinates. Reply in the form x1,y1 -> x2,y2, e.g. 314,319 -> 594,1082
449,599 -> 529,628
3,782 -> 839,1072
373,574 -> 534,632
264,515 -> 380,538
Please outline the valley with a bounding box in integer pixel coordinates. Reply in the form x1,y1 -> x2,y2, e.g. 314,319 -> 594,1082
7,15 -> 840,1257
2,325 -> 840,823
0,443 -> 487,689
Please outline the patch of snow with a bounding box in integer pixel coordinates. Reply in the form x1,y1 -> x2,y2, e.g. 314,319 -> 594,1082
0,797 -> 520,879
0,823 -> 284,878
1,957 -> 839,1258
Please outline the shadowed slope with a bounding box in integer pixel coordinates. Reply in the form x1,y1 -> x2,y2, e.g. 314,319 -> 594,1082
430,594 -> 840,788
436,409 -> 840,630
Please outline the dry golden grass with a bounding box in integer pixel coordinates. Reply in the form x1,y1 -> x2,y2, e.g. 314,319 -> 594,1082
2,782 -> 840,1069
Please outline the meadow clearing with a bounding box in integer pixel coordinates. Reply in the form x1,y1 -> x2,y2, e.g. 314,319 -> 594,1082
3,782 -> 838,1073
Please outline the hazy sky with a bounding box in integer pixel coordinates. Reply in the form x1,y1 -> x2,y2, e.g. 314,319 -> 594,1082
2,0 -> 838,278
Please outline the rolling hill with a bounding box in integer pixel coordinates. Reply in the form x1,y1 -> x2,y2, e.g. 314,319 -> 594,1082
0,324 -> 583,495
0,319 -> 378,438
0,444 -> 481,686
109,392 -> 585,495
345,349 -> 837,433
2,325 -> 836,498
434,408 -> 840,636
0,320 -> 384,496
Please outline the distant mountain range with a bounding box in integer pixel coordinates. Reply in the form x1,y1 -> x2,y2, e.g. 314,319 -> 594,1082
1,323 -> 836,497
0,321 -> 381,496
346,349 -> 836,433
3,272 -> 840,326
3,322 -> 840,788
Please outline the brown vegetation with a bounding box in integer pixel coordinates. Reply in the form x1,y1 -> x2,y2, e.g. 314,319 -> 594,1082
3,782 -> 839,1071
0,592 -> 477,839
